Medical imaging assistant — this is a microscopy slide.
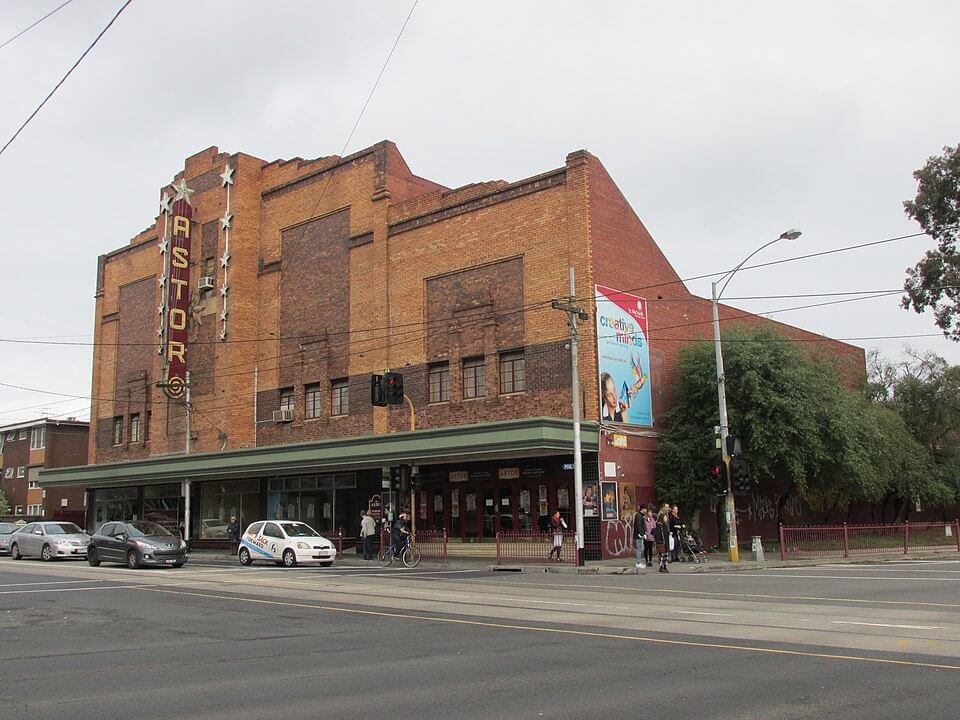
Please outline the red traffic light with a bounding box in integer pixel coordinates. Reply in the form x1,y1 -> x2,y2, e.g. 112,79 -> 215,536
711,464 -> 723,476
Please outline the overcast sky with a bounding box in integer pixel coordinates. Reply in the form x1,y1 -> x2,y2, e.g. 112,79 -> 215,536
0,0 -> 957,423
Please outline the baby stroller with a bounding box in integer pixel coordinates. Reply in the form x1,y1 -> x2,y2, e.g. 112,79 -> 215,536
678,529 -> 708,564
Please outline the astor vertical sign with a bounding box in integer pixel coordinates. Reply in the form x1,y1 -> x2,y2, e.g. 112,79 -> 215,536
164,179 -> 194,398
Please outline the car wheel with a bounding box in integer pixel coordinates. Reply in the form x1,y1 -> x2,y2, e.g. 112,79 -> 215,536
10,544 -> 21,560
319,561 -> 333,567
41,544 -> 53,562
171,562 -> 184,568
282,549 -> 297,567
87,547 -> 101,567
126,550 -> 140,569
238,547 -> 252,566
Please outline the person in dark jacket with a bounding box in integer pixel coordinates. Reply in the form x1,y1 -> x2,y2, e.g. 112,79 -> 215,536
670,505 -> 685,562
654,514 -> 672,572
633,507 -> 646,569
226,515 -> 241,555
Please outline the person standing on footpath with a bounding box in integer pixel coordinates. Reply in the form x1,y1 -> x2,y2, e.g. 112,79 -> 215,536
548,511 -> 568,561
643,506 -> 657,567
633,507 -> 646,569
654,512 -> 672,572
360,510 -> 377,561
226,515 -> 241,557
670,505 -> 685,562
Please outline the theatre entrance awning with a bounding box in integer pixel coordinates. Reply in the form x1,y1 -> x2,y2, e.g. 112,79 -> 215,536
39,416 -> 599,490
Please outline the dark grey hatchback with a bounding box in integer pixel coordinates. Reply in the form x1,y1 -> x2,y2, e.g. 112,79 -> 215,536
88,521 -> 187,569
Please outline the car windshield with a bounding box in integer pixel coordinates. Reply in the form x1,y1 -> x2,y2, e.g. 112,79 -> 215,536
0,523 -> 15,534
45,523 -> 83,535
128,521 -> 173,537
280,523 -> 320,537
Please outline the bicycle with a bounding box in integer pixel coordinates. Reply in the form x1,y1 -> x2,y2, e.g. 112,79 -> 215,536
377,535 -> 422,568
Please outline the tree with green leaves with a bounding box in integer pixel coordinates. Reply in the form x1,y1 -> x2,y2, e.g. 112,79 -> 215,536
654,327 -> 949,532
0,489 -> 9,516
903,143 -> 960,341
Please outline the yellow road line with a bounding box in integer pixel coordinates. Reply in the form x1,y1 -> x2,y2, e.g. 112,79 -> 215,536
133,586 -> 960,672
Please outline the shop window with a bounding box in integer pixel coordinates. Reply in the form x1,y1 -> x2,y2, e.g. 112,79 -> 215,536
112,416 -> 123,445
305,383 -> 321,419
331,379 -> 349,416
130,414 -> 141,443
143,484 -> 180,534
30,426 -> 45,450
197,479 -> 259,540
429,362 -> 449,403
92,487 -> 139,527
500,350 -> 526,394
279,388 -> 294,414
463,357 -> 486,399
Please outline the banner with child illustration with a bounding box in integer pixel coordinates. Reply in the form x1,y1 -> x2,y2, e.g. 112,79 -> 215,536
595,285 -> 653,427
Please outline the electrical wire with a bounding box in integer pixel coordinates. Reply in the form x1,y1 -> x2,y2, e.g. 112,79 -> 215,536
0,0 -> 74,51
0,0 -> 134,160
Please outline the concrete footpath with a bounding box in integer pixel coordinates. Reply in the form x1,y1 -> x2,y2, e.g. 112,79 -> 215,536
188,547 -> 960,574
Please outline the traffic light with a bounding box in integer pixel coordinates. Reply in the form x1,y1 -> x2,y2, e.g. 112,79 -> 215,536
730,457 -> 752,493
384,372 -> 404,405
393,464 -> 410,493
710,462 -> 725,494
371,374 -> 387,407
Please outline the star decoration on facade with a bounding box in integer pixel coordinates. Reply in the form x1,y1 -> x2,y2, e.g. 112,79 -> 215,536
219,284 -> 229,298
159,192 -> 173,214
157,323 -> 164,338
220,211 -> 233,231
220,164 -> 234,187
158,275 -> 167,289
170,178 -> 195,205
158,238 -> 169,254
219,328 -> 228,341
157,303 -> 166,316
220,252 -> 231,269
219,308 -> 229,322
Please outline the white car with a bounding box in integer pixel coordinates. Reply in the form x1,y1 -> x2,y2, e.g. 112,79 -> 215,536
238,520 -> 337,567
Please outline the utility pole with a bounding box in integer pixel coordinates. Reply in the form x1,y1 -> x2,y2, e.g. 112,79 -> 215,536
404,393 -> 416,536
552,267 -> 589,564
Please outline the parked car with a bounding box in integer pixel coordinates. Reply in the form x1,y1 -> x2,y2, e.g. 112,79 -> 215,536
9,522 -> 89,561
238,520 -> 336,567
0,522 -> 19,555
87,521 -> 188,569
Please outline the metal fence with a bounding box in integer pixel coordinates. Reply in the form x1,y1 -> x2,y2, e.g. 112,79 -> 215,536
780,521 -> 960,560
496,530 -> 579,565
413,530 -> 448,561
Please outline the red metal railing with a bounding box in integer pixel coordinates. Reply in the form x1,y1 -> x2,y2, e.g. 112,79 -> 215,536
496,530 -> 579,565
780,521 -> 960,560
377,529 -> 448,561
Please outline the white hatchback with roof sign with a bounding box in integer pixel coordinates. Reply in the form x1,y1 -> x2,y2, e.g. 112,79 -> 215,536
238,521 -> 337,567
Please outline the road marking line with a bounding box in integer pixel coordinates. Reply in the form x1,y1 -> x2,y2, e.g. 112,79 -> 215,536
832,621 -> 950,630
0,584 -> 144,595
673,610 -> 732,617
731,573 -> 960,581
131,586 -> 960,672
488,581 -> 960,609
0,579 -> 105,587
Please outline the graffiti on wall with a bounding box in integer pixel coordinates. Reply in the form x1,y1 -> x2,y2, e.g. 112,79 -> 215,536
602,517 -> 636,558
736,491 -> 803,524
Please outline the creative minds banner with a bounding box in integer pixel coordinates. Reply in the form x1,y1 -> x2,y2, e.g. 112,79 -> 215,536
595,285 -> 653,427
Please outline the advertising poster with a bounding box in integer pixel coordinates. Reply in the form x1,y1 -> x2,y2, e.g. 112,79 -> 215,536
595,284 -> 653,427
601,481 -> 619,520
583,481 -> 599,517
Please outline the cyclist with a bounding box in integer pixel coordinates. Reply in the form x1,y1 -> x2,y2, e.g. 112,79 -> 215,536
392,512 -> 411,558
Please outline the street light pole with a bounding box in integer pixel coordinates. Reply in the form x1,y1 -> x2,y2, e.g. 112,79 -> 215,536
712,229 -> 801,562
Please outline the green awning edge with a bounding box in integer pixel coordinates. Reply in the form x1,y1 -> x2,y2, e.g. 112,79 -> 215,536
39,416 -> 599,489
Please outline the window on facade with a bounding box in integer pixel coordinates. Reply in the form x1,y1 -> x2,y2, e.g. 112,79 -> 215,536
14,506 -> 23,515
30,426 -> 45,450
5,431 -> 14,441
500,350 -> 526,394
429,362 -> 450,403
130,414 -> 141,443
29,480 -> 39,489
331,379 -> 349,416
279,388 -> 294,415
3,468 -> 13,479
27,504 -> 42,515
112,416 -> 123,445
305,383 -> 321,419
463,357 -> 486,399
18,430 -> 27,440
16,466 -> 25,478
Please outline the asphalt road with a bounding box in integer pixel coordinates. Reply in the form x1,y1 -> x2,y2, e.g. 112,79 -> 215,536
0,556 -> 957,720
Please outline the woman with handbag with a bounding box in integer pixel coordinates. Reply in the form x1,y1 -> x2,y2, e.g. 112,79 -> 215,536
654,512 -> 672,573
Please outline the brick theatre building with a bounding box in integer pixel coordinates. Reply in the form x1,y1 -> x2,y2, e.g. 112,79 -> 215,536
40,141 -> 863,556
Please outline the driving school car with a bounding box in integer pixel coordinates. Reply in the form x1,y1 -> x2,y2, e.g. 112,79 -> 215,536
238,521 -> 337,567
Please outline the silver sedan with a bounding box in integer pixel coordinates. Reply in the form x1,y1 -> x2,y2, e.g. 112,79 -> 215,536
9,521 -> 90,561
0,522 -> 18,555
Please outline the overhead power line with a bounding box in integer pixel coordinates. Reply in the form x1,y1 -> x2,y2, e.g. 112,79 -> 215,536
0,0 -> 134,160
0,0 -> 75,51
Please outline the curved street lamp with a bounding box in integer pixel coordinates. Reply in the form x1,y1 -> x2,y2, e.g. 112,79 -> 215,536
711,228 -> 801,562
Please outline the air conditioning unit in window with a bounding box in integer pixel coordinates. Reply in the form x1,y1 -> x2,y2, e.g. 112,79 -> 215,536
273,409 -> 294,423
198,276 -> 215,292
